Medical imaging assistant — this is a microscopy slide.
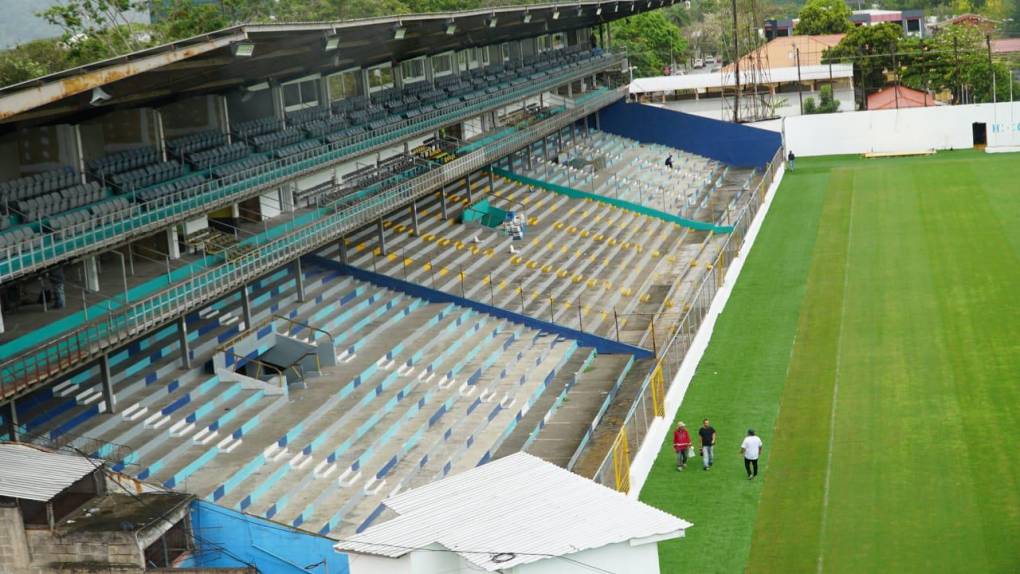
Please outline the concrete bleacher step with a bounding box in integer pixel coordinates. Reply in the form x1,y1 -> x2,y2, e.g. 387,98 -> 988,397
310,330 -> 577,536
493,347 -> 596,458
293,314 -> 523,523
235,305 -> 485,520
525,353 -> 636,468
201,300 -> 468,511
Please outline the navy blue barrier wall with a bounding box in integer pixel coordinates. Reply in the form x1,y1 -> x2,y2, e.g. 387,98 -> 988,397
181,500 -> 349,573
597,101 -> 782,169
306,256 -> 654,359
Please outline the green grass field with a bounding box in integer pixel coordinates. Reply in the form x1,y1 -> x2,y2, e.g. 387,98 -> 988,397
640,151 -> 1020,573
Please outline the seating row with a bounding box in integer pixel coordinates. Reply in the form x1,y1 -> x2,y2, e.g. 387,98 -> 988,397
0,167 -> 79,204
88,147 -> 161,177
167,130 -> 229,157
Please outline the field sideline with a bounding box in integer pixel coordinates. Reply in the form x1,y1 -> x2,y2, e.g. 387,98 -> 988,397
641,150 -> 1020,573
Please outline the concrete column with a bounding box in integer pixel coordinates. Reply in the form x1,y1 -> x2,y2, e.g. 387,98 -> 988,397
488,169 -> 495,194
99,354 -> 116,414
465,174 -> 473,203
84,256 -> 100,292
411,201 -> 420,236
0,305 -> 4,335
294,258 -> 305,302
556,131 -> 563,154
594,112 -> 601,130
377,219 -> 387,256
177,316 -> 191,369
339,237 -> 348,264
525,148 -> 533,171
440,185 -> 449,220
281,184 -> 296,212
167,227 -> 181,260
5,400 -> 18,441
239,285 -> 252,328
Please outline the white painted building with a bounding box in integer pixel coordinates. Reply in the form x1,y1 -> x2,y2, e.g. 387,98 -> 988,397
335,452 -> 692,574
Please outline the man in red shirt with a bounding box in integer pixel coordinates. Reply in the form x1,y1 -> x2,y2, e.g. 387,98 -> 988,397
673,421 -> 692,471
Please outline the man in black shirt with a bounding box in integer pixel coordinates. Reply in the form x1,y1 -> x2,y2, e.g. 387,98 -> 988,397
699,418 -> 716,470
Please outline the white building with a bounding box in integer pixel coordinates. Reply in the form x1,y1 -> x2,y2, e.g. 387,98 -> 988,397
335,452 -> 692,574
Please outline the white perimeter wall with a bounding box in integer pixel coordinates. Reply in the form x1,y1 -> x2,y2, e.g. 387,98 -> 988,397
754,101 -> 1020,156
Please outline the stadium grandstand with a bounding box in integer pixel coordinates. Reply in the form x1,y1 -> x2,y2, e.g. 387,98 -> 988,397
0,2 -> 783,572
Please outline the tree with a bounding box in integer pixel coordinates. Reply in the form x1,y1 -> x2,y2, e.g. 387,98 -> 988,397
611,12 -> 688,77
794,0 -> 853,35
803,84 -> 840,113
900,24 -> 1017,104
823,23 -> 903,107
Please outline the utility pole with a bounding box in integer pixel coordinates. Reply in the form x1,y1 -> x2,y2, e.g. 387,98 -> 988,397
954,35 -> 961,104
795,46 -> 804,115
731,0 -> 740,123
893,50 -> 900,109
987,34 -> 996,104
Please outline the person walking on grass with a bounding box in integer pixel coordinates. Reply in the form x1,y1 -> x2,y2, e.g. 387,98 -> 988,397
699,419 -> 716,470
787,150 -> 796,171
741,429 -> 764,480
673,422 -> 692,471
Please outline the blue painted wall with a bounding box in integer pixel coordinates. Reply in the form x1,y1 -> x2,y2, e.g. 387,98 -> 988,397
305,255 -> 654,359
597,101 -> 782,169
182,501 -> 349,573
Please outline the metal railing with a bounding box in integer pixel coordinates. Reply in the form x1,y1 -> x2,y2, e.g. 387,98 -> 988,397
572,147 -> 785,491
0,87 -> 626,401
0,54 -> 624,284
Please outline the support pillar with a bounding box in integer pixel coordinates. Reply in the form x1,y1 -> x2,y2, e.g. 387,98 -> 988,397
167,227 -> 180,260
239,285 -> 252,328
465,174 -> 473,203
5,400 -> 18,441
99,354 -> 115,414
440,185 -> 449,220
377,219 -> 387,256
488,169 -> 494,194
411,201 -> 420,236
525,148 -> 533,171
594,112 -> 601,130
339,237 -> 348,264
177,316 -> 191,369
0,305 -> 4,335
84,256 -> 100,292
294,258 -> 305,302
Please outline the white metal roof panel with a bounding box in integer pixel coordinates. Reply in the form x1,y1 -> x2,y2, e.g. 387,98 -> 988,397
0,443 -> 99,502
334,452 -> 691,571
629,64 -> 854,94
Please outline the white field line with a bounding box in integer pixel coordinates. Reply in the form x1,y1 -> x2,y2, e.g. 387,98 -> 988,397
816,186 -> 856,574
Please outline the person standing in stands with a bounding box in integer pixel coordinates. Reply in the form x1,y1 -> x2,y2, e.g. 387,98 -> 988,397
665,154 -> 674,169
787,150 -> 796,171
673,421 -> 692,471
48,266 -> 65,309
699,419 -> 716,470
741,429 -> 764,480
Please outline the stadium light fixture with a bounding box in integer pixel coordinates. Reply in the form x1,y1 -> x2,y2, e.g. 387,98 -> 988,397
488,14 -> 498,28
393,22 -> 407,40
596,6 -> 603,16
232,42 -> 255,57
552,8 -> 560,20
522,11 -> 532,23
89,86 -> 112,106
445,19 -> 457,35
615,3 -> 620,13
324,34 -> 340,52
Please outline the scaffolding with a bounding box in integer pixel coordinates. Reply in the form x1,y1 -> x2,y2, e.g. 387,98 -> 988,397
720,0 -> 776,123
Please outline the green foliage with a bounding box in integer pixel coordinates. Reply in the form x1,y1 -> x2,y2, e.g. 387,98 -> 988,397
823,23 -> 903,103
611,12 -> 688,77
794,0 -> 852,35
900,24 -> 1017,104
804,84 -> 840,114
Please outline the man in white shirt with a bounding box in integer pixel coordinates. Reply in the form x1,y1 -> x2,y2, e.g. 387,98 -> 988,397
740,429 -> 764,480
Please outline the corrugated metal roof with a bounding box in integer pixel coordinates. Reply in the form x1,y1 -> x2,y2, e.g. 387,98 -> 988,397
629,64 -> 855,94
0,443 -> 99,502
334,452 -> 691,571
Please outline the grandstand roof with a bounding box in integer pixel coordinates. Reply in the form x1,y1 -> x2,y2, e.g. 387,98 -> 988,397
334,452 -> 691,571
0,1 -> 664,130
0,442 -> 99,502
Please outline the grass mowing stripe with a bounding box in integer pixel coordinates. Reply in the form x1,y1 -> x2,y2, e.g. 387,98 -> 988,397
746,168 -> 853,574
639,165 -> 831,574
816,169 -> 855,574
